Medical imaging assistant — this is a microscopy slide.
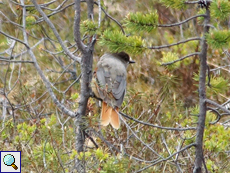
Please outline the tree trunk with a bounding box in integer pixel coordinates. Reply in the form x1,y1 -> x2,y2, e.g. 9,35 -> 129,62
75,50 -> 94,172
193,5 -> 210,173
74,0 -> 95,172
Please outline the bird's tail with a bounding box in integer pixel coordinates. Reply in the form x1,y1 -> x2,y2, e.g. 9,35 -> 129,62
110,107 -> 120,129
101,102 -> 120,129
101,102 -> 111,126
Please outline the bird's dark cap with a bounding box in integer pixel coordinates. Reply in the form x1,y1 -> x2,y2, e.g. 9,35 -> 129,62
116,52 -> 135,64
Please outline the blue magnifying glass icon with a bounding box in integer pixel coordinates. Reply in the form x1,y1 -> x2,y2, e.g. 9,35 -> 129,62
3,154 -> 18,170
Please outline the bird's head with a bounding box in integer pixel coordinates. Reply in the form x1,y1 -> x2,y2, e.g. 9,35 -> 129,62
115,52 -> 135,67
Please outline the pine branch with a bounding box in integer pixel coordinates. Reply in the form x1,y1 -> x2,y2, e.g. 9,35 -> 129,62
100,30 -> 145,54
81,20 -> 98,35
124,12 -> 158,33
160,0 -> 187,9
124,12 -> 205,35
210,0 -> 230,20
206,30 -> 230,49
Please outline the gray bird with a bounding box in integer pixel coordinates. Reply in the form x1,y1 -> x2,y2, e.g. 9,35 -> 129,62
92,52 -> 135,129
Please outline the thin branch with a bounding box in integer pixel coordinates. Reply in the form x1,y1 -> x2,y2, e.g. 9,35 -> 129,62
185,1 -> 212,4
208,61 -> 230,73
36,3 -> 75,23
0,38 -> 44,61
84,131 -> 99,149
0,59 -> 34,63
0,11 -> 23,28
40,0 -> 69,11
74,0 -> 86,52
10,0 -> 56,7
56,110 -> 71,149
97,0 -> 101,28
161,52 -> 200,66
161,134 -> 183,173
120,112 -> 196,131
206,99 -> 230,114
64,73 -> 82,94
148,37 -> 201,49
135,143 -> 196,173
48,130 -> 66,173
207,64 -> 211,87
36,0 -> 125,35
27,49 -> 76,117
43,139 -> 48,169
0,31 -> 29,48
120,113 -> 164,159
158,14 -> 206,27
207,107 -> 221,124
93,1 -> 125,35
91,129 -> 120,153
31,0 -> 81,62
20,1 -> 76,118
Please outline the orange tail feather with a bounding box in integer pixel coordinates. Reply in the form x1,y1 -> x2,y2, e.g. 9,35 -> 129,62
101,102 -> 111,126
110,108 -> 120,129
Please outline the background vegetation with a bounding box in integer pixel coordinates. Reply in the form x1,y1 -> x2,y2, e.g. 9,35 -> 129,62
0,0 -> 230,172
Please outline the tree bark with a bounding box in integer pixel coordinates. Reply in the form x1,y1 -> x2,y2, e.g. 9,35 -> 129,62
193,5 -> 210,173
74,0 -> 95,172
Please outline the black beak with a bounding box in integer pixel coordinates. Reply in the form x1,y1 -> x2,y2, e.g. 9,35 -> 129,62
129,60 -> 135,64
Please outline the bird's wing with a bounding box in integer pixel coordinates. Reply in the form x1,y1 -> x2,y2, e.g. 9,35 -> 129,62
96,60 -> 126,108
112,74 -> 126,100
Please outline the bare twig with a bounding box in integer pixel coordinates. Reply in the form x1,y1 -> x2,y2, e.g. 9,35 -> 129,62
74,0 -> 86,52
208,61 -> 230,73
161,52 -> 200,66
84,131 -> 99,149
31,0 -> 81,62
0,11 -> 22,28
97,0 -> 101,28
120,112 -> 196,131
91,129 -> 120,153
93,1 -> 125,34
10,0 -> 56,7
22,1 -> 76,118
158,14 -> 206,27
148,37 -> 201,49
120,113 -> 164,159
135,143 -> 196,173
0,31 -> 29,48
36,3 -> 75,23
0,59 -> 34,63
64,74 -> 82,94
207,107 -> 221,124
206,99 -> 230,114
185,1 -> 212,5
